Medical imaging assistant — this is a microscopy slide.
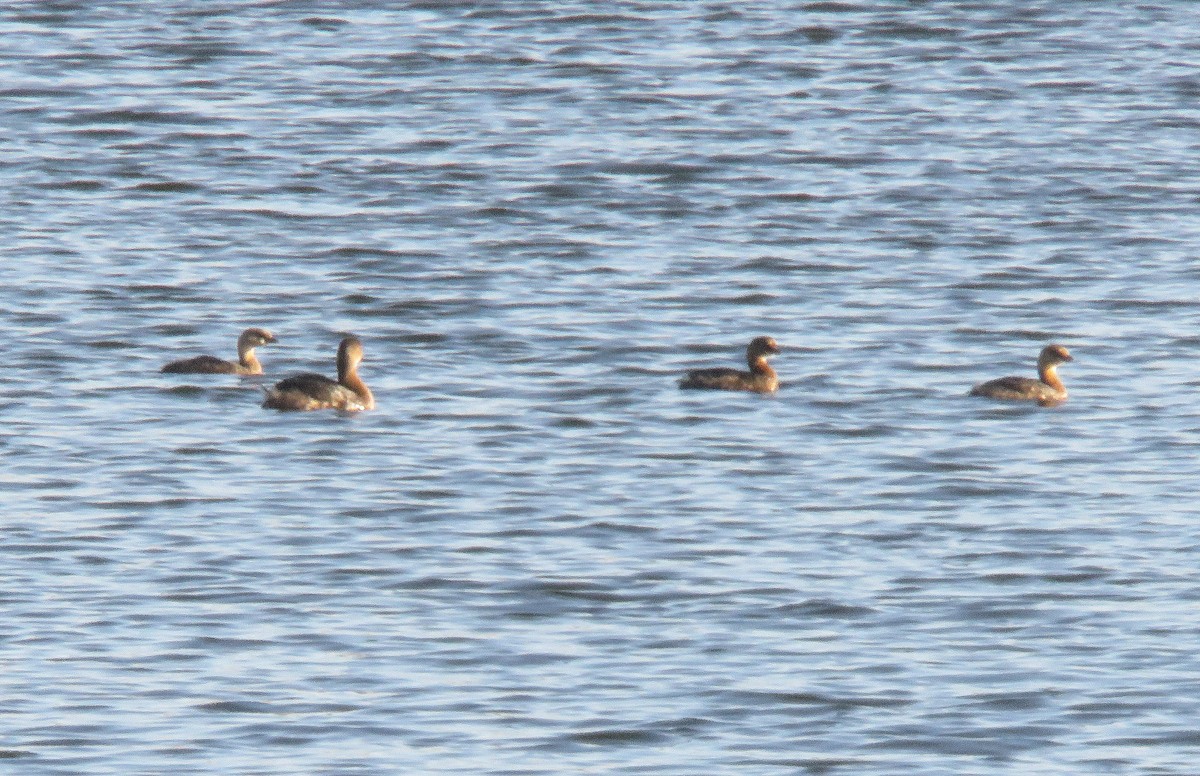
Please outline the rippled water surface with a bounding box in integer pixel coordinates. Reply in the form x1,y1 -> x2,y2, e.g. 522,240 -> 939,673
4,2 -> 1200,774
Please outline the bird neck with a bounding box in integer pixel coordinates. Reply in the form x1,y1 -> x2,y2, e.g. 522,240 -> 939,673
748,355 -> 776,379
238,347 -> 261,373
339,361 -> 374,409
1038,363 -> 1064,390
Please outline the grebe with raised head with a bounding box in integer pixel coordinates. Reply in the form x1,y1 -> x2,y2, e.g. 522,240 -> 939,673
679,336 -> 780,393
969,344 -> 1073,406
162,327 -> 277,375
262,335 -> 374,411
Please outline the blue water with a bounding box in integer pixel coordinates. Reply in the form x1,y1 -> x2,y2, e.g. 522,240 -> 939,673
3,2 -> 1200,774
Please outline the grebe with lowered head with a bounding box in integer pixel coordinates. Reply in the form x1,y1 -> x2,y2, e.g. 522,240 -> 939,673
969,344 -> 1073,406
262,335 -> 374,411
161,327 -> 277,375
679,336 -> 781,393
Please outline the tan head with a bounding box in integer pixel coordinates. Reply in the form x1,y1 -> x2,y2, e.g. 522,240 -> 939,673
336,335 -> 365,378
238,328 -> 278,350
747,336 -> 781,360
1037,344 -> 1072,368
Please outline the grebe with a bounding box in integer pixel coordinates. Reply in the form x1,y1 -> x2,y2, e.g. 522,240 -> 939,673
969,344 -> 1073,406
262,335 -> 374,411
161,328 -> 277,375
679,336 -> 780,393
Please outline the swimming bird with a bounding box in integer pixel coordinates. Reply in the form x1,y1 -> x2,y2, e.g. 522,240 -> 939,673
161,327 -> 277,375
969,344 -> 1073,406
679,336 -> 780,393
262,335 -> 374,411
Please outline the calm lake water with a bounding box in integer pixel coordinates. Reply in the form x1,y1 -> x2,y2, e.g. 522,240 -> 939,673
4,2 -> 1200,774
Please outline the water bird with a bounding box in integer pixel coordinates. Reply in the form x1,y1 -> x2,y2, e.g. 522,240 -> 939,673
679,336 -> 780,393
161,327 -> 277,375
969,344 -> 1073,406
262,335 -> 374,411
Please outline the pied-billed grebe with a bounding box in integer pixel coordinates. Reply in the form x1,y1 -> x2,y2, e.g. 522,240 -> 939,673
262,335 -> 374,411
162,327 -> 277,375
969,344 -> 1073,406
679,336 -> 780,393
